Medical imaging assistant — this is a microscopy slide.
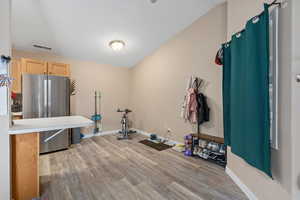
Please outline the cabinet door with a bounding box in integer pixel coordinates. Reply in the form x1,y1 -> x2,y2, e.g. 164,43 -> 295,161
21,58 -> 47,75
11,59 -> 22,93
48,62 -> 70,77
12,133 -> 39,200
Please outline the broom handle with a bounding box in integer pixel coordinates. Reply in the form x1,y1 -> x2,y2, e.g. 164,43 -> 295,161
95,91 -> 97,115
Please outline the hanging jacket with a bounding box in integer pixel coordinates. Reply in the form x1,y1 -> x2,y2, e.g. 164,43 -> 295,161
187,88 -> 198,124
181,76 -> 193,120
181,76 -> 197,121
197,93 -> 210,125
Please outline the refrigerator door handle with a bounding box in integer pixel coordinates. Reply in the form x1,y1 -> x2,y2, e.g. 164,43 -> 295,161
44,79 -> 48,117
48,79 -> 52,117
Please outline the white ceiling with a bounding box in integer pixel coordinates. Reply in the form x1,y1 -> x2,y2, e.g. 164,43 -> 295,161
12,0 -> 224,67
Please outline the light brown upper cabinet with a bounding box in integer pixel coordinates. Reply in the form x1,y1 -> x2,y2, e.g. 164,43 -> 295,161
11,59 -> 22,93
48,62 -> 70,77
19,58 -> 70,77
21,58 -> 48,75
11,58 -> 71,94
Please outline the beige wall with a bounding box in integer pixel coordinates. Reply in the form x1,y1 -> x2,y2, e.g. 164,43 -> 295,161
13,50 -> 130,133
227,0 -> 292,199
11,2 -> 297,199
129,3 -> 227,143
291,0 -> 300,199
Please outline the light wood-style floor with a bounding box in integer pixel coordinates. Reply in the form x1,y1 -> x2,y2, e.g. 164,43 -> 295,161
39,134 -> 248,200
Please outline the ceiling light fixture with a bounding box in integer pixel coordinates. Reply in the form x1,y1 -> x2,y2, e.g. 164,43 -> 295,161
109,40 -> 125,51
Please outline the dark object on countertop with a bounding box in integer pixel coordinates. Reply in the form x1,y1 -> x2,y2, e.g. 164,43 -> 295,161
11,104 -> 22,113
11,93 -> 22,112
139,139 -> 172,151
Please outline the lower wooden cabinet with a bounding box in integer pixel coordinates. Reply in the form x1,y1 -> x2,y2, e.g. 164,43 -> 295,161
11,133 -> 39,200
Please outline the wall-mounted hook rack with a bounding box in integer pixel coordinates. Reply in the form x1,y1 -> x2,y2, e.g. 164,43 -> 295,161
0,55 -> 13,87
1,55 -> 11,64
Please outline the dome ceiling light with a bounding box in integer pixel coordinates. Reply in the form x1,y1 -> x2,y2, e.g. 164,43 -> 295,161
109,40 -> 125,51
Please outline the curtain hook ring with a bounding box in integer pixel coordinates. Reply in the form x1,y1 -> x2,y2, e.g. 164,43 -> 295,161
252,16 -> 260,24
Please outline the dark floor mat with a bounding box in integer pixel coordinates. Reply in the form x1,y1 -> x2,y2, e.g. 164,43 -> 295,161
139,139 -> 172,151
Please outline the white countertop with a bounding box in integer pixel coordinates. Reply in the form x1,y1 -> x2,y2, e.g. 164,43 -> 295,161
9,116 -> 93,135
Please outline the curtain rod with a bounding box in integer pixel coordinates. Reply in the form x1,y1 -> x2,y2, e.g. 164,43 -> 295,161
222,1 -> 284,46
268,0 -> 284,8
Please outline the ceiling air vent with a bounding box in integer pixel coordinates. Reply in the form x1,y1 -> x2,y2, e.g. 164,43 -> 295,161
33,44 -> 52,51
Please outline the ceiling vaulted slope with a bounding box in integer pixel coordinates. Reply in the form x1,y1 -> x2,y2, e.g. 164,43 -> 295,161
12,0 -> 224,67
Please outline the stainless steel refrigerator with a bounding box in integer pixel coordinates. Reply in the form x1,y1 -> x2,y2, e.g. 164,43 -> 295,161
22,74 -> 70,153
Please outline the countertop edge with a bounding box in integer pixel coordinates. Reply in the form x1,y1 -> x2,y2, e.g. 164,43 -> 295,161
8,122 -> 93,135
8,116 -> 94,135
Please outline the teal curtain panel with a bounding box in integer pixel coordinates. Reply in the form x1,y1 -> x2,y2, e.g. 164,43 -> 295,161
222,4 -> 271,177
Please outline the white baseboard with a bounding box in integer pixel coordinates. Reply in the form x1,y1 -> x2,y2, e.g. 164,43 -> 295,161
82,128 -> 183,146
131,128 -> 183,146
226,167 -> 258,200
131,128 -> 150,137
82,129 -> 120,139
